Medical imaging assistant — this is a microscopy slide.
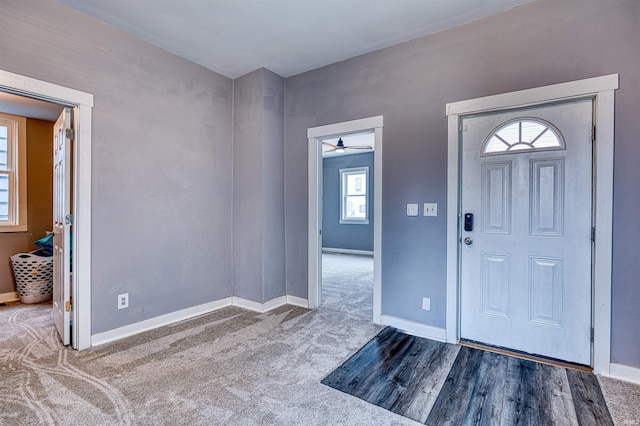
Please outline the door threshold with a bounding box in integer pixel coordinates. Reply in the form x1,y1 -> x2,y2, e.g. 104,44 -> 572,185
459,339 -> 592,373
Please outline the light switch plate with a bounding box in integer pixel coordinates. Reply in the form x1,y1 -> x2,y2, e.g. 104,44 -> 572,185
407,204 -> 419,217
424,203 -> 437,217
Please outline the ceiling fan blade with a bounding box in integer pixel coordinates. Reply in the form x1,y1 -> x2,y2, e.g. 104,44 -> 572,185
321,141 -> 338,149
324,147 -> 338,153
345,145 -> 373,150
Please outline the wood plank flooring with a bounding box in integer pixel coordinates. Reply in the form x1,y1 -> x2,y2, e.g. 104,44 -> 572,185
322,328 -> 613,425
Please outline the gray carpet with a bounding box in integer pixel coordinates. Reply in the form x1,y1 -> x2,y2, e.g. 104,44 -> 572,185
0,253 -> 638,425
0,300 -> 415,425
321,252 -> 373,319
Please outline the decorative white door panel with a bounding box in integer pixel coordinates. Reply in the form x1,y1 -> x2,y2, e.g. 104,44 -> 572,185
53,107 -> 72,346
460,99 -> 593,365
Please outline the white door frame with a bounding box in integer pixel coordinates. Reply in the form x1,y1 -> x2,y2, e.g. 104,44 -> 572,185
0,69 -> 93,350
307,116 -> 383,323
446,74 -> 618,374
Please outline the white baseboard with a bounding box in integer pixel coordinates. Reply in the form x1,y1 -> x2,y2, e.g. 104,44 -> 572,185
286,295 -> 309,308
232,295 -> 288,313
603,362 -> 640,385
0,291 -> 19,303
380,314 -> 447,342
91,297 -> 233,347
322,247 -> 374,256
91,294 -> 311,348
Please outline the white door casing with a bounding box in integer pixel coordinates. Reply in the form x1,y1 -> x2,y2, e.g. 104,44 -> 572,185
460,100 -> 593,365
307,116 -> 383,323
0,69 -> 93,350
53,107 -> 72,346
446,74 -> 618,374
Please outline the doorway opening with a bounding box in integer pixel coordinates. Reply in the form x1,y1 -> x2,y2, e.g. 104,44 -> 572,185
307,116 -> 383,323
0,69 -> 93,350
0,93 -> 63,345
320,131 -> 375,319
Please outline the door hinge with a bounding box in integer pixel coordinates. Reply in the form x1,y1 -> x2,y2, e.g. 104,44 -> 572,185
590,327 -> 594,343
591,227 -> 596,242
65,128 -> 75,140
65,300 -> 71,312
592,125 -> 596,142
65,214 -> 73,225
319,229 -> 322,235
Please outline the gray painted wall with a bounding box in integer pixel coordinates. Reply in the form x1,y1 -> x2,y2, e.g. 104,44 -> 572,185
233,68 -> 286,303
284,0 -> 640,367
261,70 -> 286,301
2,0 -> 234,333
233,70 -> 264,302
322,153 -> 374,252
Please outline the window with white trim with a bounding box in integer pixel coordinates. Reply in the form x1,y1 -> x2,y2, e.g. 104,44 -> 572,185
340,166 -> 369,224
0,113 -> 27,232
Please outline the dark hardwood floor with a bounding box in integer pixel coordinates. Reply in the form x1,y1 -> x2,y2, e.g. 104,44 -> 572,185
322,327 -> 613,425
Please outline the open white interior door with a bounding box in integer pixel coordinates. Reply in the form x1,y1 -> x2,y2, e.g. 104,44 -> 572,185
53,107 -> 72,346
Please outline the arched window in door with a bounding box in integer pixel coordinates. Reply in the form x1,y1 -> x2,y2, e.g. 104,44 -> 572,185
482,118 -> 565,156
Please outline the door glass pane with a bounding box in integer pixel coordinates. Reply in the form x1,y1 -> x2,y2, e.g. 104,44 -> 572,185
495,122 -> 519,144
521,121 -> 547,142
0,125 -> 8,171
482,119 -> 564,155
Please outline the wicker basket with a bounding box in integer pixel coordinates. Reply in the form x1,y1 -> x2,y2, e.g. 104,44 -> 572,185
10,252 -> 54,304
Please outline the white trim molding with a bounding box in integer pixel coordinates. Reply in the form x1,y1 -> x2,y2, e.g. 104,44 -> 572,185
380,314 -> 447,342
322,248 -> 374,256
0,291 -> 20,303
446,74 -> 619,374
91,295 -> 310,346
91,297 -> 233,346
0,69 -> 93,350
307,116 -> 384,139
233,295 -> 311,312
286,295 -> 310,308
605,363 -> 640,386
232,296 -> 287,313
307,116 -> 383,324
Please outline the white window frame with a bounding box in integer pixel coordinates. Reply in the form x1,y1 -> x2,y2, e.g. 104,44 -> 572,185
340,166 -> 369,224
0,112 -> 27,232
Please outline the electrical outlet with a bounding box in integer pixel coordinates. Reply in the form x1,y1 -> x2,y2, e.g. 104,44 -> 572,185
118,293 -> 129,310
424,203 -> 437,217
422,297 -> 431,311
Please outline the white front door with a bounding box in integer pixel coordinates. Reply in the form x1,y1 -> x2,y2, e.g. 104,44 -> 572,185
460,99 -> 593,365
53,107 -> 72,346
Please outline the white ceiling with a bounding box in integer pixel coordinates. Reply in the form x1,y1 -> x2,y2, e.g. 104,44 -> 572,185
0,92 -> 64,122
57,0 -> 536,79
